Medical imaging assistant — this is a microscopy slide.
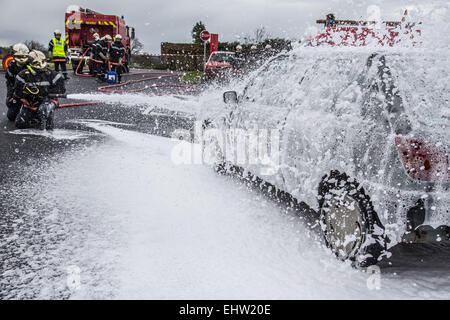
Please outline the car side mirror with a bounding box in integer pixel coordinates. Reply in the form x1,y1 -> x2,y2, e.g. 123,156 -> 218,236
223,91 -> 238,104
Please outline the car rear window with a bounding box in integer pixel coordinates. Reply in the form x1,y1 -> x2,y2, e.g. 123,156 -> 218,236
386,53 -> 450,138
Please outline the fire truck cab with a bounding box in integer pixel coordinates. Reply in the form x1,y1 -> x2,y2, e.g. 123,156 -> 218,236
65,5 -> 135,73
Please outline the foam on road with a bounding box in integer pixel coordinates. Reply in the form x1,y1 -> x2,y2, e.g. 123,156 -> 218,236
1,122 -> 449,299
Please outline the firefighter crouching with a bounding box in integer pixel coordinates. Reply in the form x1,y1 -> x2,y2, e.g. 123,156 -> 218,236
14,50 -> 66,130
95,35 -> 112,82
5,43 -> 30,122
110,34 -> 125,83
48,29 -> 70,80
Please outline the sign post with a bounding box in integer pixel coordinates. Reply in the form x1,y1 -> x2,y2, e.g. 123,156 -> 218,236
200,30 -> 210,70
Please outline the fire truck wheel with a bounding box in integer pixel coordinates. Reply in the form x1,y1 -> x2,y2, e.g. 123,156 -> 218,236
72,60 -> 85,72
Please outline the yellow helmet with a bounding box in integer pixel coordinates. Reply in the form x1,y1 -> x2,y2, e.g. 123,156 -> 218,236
12,43 -> 30,65
29,50 -> 48,70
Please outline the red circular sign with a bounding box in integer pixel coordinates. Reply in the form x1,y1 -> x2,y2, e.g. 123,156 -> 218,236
200,30 -> 210,41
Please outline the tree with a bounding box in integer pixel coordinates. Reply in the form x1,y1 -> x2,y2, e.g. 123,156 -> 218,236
24,40 -> 47,52
254,27 -> 270,43
131,38 -> 144,54
191,21 -> 206,44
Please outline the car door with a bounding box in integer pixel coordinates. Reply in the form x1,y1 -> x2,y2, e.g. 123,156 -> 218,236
225,54 -> 311,186
281,52 -> 371,209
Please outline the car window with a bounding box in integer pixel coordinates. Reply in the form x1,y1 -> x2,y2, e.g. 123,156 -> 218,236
241,55 -> 298,107
386,53 -> 449,139
210,53 -> 234,62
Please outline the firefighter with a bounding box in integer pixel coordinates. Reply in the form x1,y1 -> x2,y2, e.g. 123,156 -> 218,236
48,29 -> 70,80
95,35 -> 112,82
263,44 -> 274,59
13,50 -> 66,130
5,43 -> 30,122
248,45 -> 259,69
231,44 -> 245,70
89,33 -> 101,76
109,34 -> 126,83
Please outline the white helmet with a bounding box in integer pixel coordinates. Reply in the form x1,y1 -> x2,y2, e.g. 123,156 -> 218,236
12,43 -> 29,65
29,50 -> 47,70
103,34 -> 112,42
250,45 -> 257,51
265,44 -> 272,50
54,29 -> 62,35
115,34 -> 122,40
236,45 -> 242,52
93,33 -> 100,41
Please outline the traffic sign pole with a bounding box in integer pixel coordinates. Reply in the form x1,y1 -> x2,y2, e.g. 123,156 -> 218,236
200,30 -> 210,70
203,40 -> 207,70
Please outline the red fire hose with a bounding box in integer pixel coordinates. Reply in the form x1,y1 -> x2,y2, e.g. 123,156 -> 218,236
58,48 -> 198,108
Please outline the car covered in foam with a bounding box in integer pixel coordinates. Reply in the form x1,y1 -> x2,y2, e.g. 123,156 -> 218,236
205,46 -> 450,266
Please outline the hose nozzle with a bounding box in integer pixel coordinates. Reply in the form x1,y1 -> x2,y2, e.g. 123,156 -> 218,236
48,93 -> 67,99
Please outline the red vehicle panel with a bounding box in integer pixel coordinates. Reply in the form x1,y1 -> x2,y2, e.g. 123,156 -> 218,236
64,5 -> 135,71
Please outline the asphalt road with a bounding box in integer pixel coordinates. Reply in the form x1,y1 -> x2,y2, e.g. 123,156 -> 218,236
0,70 -> 196,178
0,68 -> 449,299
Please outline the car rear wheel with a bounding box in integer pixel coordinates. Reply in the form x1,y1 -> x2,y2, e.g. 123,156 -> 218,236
318,170 -> 387,267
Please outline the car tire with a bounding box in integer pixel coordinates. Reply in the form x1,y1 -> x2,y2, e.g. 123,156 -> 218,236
318,170 -> 387,267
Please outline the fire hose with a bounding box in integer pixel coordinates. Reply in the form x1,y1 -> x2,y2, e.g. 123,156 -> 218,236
58,48 -> 199,108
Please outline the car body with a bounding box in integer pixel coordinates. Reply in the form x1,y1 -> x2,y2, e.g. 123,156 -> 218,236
205,47 -> 450,265
204,51 -> 236,79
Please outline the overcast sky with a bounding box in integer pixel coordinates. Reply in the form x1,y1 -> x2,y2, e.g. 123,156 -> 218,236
0,0 -> 430,53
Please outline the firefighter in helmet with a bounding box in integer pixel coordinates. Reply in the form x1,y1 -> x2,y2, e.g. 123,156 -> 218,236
13,50 -> 66,130
95,35 -> 112,82
231,44 -> 245,70
109,34 -> 126,83
263,44 -> 274,59
48,29 -> 70,80
5,43 -> 30,121
89,33 -> 101,76
248,45 -> 259,69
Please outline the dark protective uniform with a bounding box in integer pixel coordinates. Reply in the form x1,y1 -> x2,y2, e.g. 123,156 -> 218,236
94,39 -> 109,81
5,60 -> 28,121
13,68 -> 65,129
90,39 -> 101,76
109,40 -> 126,83
48,37 -> 69,79
231,52 -> 245,70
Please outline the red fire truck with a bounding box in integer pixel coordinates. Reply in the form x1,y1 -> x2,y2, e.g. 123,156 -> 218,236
65,5 -> 135,72
310,13 -> 421,47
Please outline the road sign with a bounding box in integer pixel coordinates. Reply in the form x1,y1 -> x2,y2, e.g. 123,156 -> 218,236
200,30 -> 210,41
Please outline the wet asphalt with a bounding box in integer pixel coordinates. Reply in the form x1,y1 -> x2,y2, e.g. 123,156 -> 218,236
0,70 -> 196,179
0,69 -> 449,298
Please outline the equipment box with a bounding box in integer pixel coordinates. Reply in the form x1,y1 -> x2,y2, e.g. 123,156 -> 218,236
106,71 -> 117,84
